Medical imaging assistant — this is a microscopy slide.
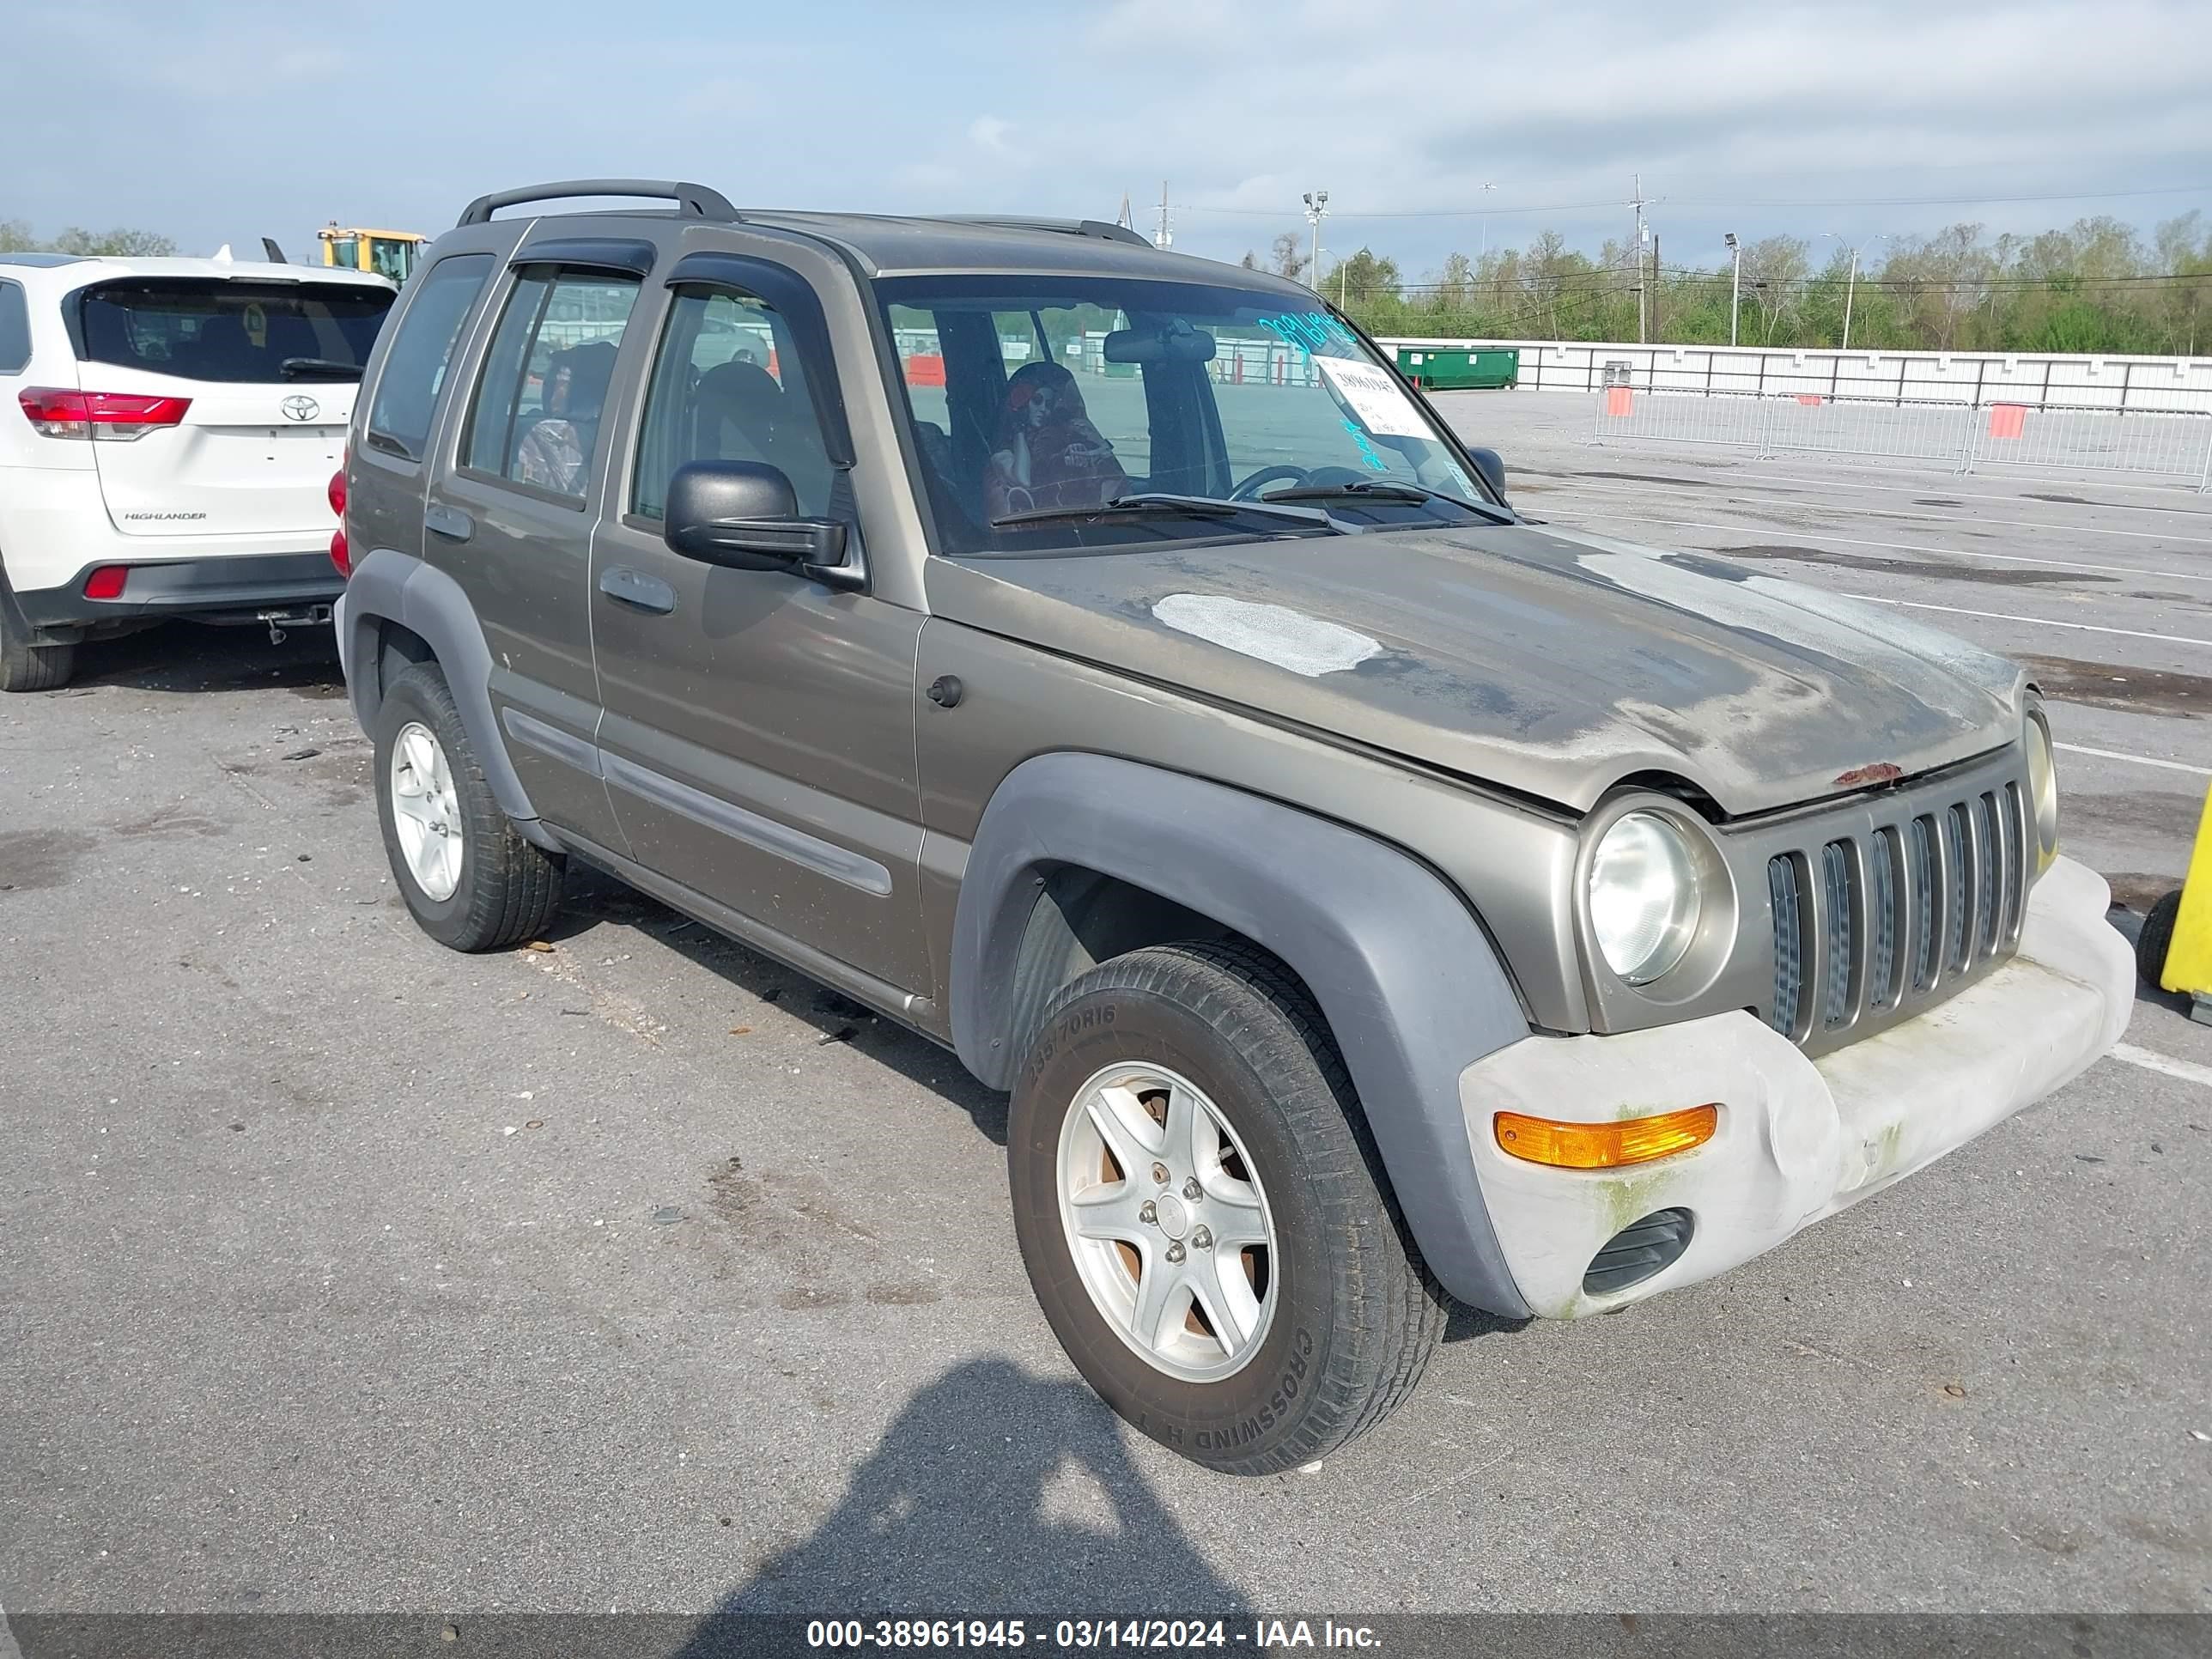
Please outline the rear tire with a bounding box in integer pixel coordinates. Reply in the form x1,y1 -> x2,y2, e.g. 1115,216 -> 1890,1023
374,663 -> 562,951
1009,940 -> 1444,1475
0,577 -> 75,692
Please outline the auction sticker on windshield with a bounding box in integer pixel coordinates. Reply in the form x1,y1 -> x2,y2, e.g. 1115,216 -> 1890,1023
1316,356 -> 1432,438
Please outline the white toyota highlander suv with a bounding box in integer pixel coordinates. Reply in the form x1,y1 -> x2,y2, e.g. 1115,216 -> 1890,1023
0,251 -> 397,690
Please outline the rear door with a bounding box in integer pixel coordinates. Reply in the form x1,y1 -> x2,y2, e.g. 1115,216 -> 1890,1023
422,234 -> 665,852
71,276 -> 394,539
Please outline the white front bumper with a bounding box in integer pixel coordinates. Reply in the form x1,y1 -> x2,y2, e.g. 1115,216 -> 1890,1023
1461,855 -> 2136,1318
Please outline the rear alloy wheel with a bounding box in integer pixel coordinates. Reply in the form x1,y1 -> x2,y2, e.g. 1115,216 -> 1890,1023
374,664 -> 562,951
1010,941 -> 1444,1475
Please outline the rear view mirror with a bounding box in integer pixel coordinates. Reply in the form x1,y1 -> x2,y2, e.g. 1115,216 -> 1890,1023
662,459 -> 856,586
1464,445 -> 1508,504
1103,321 -> 1216,365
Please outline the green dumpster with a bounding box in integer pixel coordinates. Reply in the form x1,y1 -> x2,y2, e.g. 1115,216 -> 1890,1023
1394,346 -> 1519,391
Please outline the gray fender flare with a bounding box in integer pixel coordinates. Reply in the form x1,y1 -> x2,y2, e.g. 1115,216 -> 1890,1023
336,546 -> 547,840
951,751 -> 1534,1318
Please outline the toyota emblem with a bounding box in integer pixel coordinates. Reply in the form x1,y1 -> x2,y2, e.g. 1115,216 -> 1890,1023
279,394 -> 321,423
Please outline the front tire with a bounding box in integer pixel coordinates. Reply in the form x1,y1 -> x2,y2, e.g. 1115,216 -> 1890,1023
373,664 -> 562,951
1009,942 -> 1444,1475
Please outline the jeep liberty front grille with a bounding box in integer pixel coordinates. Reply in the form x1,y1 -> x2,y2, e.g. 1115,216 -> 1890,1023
1765,779 -> 2027,1048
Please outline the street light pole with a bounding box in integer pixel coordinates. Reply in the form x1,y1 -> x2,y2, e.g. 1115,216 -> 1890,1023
1303,189 -> 1328,291
1724,231 -> 1741,348
1479,181 -> 1497,258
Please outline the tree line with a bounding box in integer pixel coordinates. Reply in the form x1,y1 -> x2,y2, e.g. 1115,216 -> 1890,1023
1247,214 -> 2212,356
1,220 -> 179,258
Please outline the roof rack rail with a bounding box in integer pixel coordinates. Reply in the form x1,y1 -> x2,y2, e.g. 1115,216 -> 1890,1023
933,216 -> 1153,248
456,179 -> 740,228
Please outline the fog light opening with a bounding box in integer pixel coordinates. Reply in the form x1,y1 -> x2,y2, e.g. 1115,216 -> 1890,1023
1583,1207 -> 1694,1297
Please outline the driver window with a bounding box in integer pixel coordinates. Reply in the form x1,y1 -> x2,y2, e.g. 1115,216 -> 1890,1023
631,288 -> 835,521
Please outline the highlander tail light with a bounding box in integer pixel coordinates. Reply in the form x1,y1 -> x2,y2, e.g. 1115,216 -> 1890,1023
327,463 -> 351,579
18,387 -> 191,441
83,565 -> 131,600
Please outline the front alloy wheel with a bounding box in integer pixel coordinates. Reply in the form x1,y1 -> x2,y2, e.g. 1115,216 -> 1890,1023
1058,1062 -> 1279,1382
1010,941 -> 1445,1475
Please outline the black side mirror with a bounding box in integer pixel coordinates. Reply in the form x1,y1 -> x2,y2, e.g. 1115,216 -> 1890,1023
1464,445 -> 1508,504
662,459 -> 858,587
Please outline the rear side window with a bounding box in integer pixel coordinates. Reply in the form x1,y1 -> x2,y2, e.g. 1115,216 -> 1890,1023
365,253 -> 493,463
76,280 -> 393,385
461,270 -> 640,501
0,281 -> 28,374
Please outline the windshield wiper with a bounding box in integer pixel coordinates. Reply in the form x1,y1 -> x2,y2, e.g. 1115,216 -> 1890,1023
990,492 -> 1344,533
280,356 -> 363,381
1261,479 -> 1511,522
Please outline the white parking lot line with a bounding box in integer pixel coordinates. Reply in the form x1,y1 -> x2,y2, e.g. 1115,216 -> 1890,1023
2055,742 -> 2212,777
1837,593 -> 2212,649
2109,1042 -> 2212,1088
1559,511 -> 2212,586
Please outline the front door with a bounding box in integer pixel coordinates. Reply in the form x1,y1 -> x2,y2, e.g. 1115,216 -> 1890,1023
589,267 -> 930,996
425,257 -> 648,851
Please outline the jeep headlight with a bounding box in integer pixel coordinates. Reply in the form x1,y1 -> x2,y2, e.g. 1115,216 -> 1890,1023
1589,811 -> 1702,985
2027,713 -> 2059,871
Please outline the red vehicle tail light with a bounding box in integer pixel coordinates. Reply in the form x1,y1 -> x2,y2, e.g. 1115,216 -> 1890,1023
19,387 -> 191,441
83,565 -> 131,600
327,465 -> 352,578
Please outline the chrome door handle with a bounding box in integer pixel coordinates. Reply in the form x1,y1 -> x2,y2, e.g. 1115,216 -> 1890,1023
424,503 -> 474,540
598,565 -> 676,615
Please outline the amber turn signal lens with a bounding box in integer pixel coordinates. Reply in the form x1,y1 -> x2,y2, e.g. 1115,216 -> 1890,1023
1493,1103 -> 1719,1170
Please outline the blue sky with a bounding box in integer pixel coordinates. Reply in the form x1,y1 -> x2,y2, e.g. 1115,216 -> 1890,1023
14,0 -> 2210,276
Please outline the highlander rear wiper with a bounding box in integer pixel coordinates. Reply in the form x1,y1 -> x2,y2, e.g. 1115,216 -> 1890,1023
280,357 -> 364,381
991,492 -> 1344,533
1262,479 -> 1510,523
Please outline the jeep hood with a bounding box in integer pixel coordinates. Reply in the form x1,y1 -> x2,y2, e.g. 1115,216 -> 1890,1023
925,522 -> 2027,817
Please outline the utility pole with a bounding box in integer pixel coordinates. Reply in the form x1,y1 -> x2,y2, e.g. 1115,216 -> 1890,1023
1823,232 -> 1885,352
1302,190 -> 1328,290
1479,181 -> 1497,258
1631,173 -> 1649,344
1650,231 -> 1661,343
1724,231 -> 1741,348
1153,180 -> 1171,250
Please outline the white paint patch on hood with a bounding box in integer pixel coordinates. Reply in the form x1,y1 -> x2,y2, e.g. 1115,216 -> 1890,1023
1152,592 -> 1382,678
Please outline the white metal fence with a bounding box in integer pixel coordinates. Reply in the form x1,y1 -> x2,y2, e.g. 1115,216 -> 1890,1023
1591,386 -> 2212,489
1377,337 -> 2212,415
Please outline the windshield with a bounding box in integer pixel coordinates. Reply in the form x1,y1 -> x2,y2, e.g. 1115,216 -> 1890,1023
76,279 -> 393,384
877,275 -> 1493,555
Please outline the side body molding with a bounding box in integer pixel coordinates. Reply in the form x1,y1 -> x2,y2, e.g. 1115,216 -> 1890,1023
951,752 -> 1534,1317
336,545 -> 549,842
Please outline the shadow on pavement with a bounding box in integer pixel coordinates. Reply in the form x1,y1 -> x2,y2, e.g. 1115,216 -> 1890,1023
71,619 -> 346,696
550,860 -> 1012,1144
669,1357 -> 1246,1652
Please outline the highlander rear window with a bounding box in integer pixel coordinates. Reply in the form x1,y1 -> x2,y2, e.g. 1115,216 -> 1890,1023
75,279 -> 394,384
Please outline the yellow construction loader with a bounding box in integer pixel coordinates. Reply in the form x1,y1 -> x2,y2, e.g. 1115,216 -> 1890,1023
316,224 -> 425,284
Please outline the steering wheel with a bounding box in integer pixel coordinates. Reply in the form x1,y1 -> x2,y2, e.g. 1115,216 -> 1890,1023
1230,465 -> 1309,501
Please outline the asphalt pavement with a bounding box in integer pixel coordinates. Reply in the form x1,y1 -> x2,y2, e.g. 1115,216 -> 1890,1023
3,401 -> 2207,1628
